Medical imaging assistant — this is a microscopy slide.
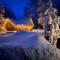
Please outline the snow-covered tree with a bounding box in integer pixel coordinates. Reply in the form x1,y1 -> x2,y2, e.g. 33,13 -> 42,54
43,0 -> 59,46
28,0 -> 50,29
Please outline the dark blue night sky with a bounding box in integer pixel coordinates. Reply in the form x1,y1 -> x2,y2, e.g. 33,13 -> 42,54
0,0 -> 60,20
0,0 -> 28,19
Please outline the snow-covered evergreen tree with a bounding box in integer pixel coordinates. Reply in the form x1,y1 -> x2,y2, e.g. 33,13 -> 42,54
28,0 -> 50,29
44,0 -> 59,46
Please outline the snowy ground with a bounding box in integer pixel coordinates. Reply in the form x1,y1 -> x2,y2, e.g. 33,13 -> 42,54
0,30 -> 60,60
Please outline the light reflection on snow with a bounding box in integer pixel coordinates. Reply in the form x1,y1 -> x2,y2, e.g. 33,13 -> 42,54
0,31 -> 17,37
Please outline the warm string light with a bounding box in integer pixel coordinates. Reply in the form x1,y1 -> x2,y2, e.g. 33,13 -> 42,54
0,17 -> 33,33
